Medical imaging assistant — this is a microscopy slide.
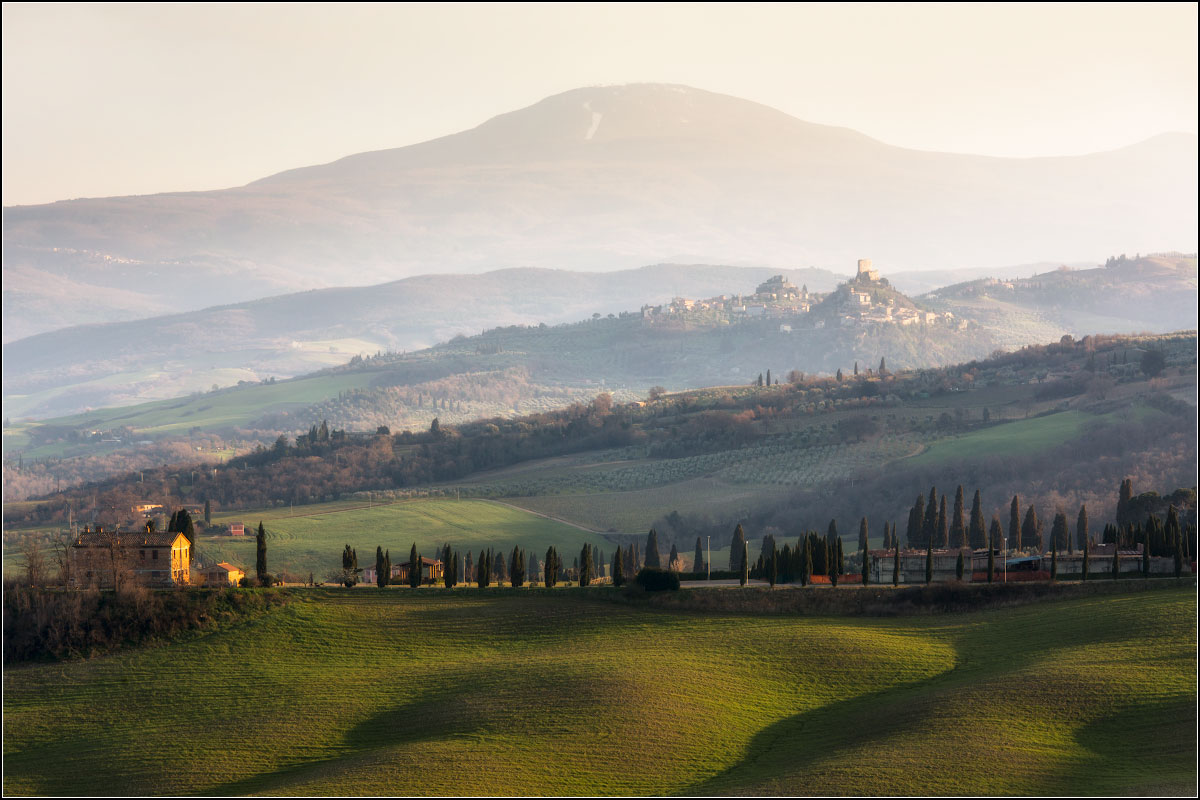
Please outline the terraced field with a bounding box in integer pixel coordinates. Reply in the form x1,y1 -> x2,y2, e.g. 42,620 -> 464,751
204,498 -> 601,581
3,587 -> 1194,796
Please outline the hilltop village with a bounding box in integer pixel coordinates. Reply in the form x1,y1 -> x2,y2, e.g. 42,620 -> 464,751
640,260 -> 964,331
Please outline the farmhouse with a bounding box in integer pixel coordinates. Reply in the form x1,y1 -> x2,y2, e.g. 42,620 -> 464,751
68,527 -> 192,588
398,557 -> 444,583
199,562 -> 245,586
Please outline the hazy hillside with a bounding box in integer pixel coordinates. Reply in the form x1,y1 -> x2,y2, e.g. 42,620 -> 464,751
4,84 -> 1196,340
925,253 -> 1198,349
2,263 -> 842,420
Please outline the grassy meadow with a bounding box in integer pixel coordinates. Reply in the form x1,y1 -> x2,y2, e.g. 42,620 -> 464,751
3,586 -> 1195,796
204,498 -> 601,580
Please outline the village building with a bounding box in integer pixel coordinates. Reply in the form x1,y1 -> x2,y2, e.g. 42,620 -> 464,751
68,528 -> 192,588
754,275 -> 803,300
132,503 -> 163,515
854,258 -> 881,283
866,548 -> 973,583
199,562 -> 246,586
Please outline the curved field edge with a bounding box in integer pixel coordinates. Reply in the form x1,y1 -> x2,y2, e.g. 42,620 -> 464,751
2,588 -> 1195,797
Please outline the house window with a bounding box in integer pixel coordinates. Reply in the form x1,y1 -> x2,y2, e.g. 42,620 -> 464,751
152,550 -> 158,560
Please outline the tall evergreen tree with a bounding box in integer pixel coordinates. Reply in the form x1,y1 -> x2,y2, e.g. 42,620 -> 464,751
1082,538 -> 1090,581
1142,530 -> 1151,577
1111,544 -> 1120,580
892,534 -> 900,586
858,517 -> 869,555
831,538 -> 843,587
1117,478 -> 1133,527
544,547 -> 557,588
694,537 -> 705,575
1022,506 -> 1042,552
739,539 -> 749,586
800,537 -> 812,586
766,369 -> 771,386
987,524 -> 995,583
580,543 -> 593,587
203,499 -> 211,525
1009,495 -> 1021,552
924,488 -> 939,547
444,544 -> 454,588
936,495 -> 948,549
409,543 -> 421,588
376,546 -> 386,588
668,542 -> 679,572
255,521 -> 267,583
907,494 -> 925,548
968,490 -> 987,550
956,550 -> 965,581
1050,511 -> 1069,553
645,529 -> 662,568
526,550 -> 539,586
729,524 -> 747,572
950,486 -> 966,548
768,539 -> 778,588
613,547 -> 625,587
511,546 -> 525,587
1050,545 -> 1058,580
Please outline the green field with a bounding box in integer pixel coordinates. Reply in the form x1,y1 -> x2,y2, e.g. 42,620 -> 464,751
3,587 -> 1195,796
204,498 -> 602,580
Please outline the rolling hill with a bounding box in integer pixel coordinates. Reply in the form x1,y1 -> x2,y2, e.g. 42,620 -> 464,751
4,83 -> 1196,341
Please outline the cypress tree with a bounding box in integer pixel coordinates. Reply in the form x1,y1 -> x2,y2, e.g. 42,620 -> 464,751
892,535 -> 900,587
645,529 -> 662,568
694,537 -> 704,575
986,525 -> 995,583
924,487 -> 939,547
800,537 -> 811,587
831,538 -> 843,587
1051,511 -> 1069,553
768,540 -> 778,588
204,499 -> 211,525
580,543 -> 593,587
1142,531 -> 1150,577
1009,495 -> 1021,552
455,550 -> 462,587
1050,544 -> 1058,580
668,542 -> 679,572
1117,478 -> 1133,527
908,493 -> 925,548
950,486 -> 966,548
409,543 -> 421,588
858,517 -> 869,556
925,538 -> 933,584
255,521 -> 267,583
544,546 -> 556,589
1174,535 -> 1183,579
730,524 -> 746,572
739,539 -> 749,586
613,547 -> 625,587
956,550 -> 965,581
1021,506 -> 1040,552
444,544 -> 454,588
936,495 -> 948,549
969,490 -> 987,549
376,546 -> 386,588
1082,538 -> 1090,582
1111,545 -> 1120,580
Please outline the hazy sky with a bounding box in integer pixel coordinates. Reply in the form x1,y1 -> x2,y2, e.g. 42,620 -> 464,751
3,2 -> 1196,206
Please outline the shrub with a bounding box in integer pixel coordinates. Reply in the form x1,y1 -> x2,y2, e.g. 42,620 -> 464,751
634,568 -> 680,592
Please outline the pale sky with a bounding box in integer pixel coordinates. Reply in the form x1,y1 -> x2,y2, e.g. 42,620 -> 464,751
2,2 -> 1196,206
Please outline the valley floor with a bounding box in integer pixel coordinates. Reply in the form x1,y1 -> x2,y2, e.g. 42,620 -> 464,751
3,586 -> 1196,796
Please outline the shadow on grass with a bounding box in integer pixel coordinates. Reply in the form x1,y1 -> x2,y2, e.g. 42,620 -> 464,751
684,595 -> 1171,795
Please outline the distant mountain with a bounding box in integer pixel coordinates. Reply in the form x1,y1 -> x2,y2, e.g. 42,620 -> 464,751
924,253 -> 1198,349
4,83 -> 1196,341
2,263 -> 843,419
